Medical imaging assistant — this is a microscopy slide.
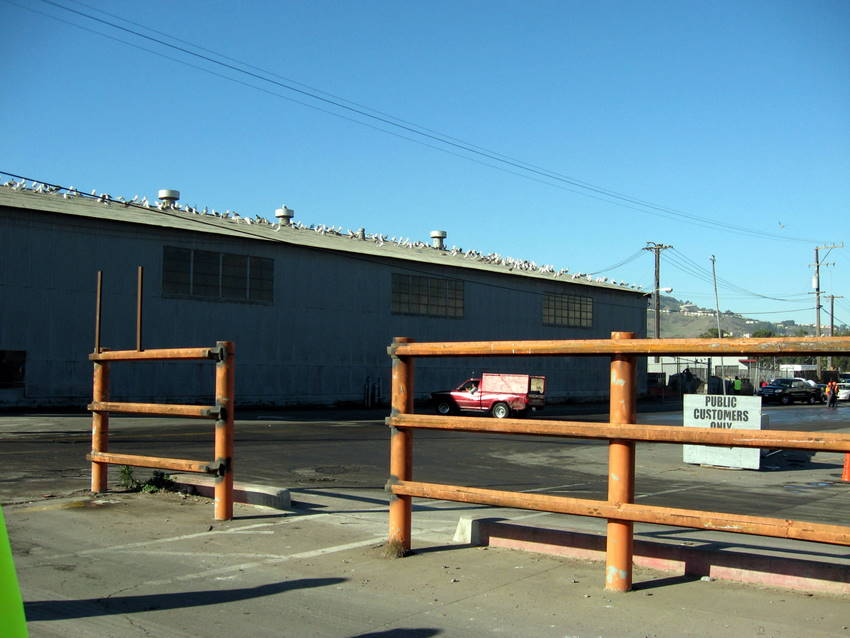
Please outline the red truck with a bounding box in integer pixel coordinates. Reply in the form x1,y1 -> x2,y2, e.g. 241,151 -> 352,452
431,373 -> 546,418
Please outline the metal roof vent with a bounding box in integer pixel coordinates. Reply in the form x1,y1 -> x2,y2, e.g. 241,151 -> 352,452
430,230 -> 447,250
157,189 -> 180,205
274,205 -> 294,225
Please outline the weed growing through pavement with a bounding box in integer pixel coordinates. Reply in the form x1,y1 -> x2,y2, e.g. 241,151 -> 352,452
118,466 -> 178,494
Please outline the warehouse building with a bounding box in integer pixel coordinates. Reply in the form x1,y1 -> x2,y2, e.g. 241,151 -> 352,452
0,181 -> 647,408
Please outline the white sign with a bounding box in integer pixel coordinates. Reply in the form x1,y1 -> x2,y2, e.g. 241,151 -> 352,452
682,394 -> 763,470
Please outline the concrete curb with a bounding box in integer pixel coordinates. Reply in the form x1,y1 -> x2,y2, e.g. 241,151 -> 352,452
454,516 -> 850,595
168,474 -> 291,510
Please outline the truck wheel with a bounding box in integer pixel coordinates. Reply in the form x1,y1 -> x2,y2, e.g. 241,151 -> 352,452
436,401 -> 454,416
491,402 -> 510,419
780,395 -> 791,406
808,395 -> 817,405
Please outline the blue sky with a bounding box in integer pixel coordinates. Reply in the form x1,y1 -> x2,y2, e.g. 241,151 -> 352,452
2,0 -> 848,326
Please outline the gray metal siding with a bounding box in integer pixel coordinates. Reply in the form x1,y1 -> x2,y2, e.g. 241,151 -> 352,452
1,205 -> 646,408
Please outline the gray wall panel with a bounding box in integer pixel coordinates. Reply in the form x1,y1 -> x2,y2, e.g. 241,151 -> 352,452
1,205 -> 647,408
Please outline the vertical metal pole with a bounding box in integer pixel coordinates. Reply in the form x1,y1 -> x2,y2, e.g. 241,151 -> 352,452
814,247 -> 822,378
95,270 -> 103,354
606,331 -> 636,592
653,249 -> 661,341
214,341 -> 235,520
91,361 -> 110,493
710,256 -> 727,395
388,337 -> 414,555
828,295 -> 836,371
136,266 -> 144,351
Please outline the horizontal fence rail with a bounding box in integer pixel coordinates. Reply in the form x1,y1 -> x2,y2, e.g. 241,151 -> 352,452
386,334 -> 850,593
89,347 -> 223,362
389,336 -> 850,358
390,481 -> 850,546
87,452 -> 217,475
386,413 -> 850,452
88,401 -> 223,419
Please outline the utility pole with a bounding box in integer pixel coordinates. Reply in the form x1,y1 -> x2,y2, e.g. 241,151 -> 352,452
643,242 -> 672,339
710,255 -> 726,395
825,295 -> 844,371
811,243 -> 843,377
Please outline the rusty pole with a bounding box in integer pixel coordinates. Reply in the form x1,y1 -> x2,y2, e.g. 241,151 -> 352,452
606,331 -> 637,592
136,266 -> 144,351
91,360 -> 110,493
388,337 -> 414,555
94,270 -> 103,354
214,341 -> 235,520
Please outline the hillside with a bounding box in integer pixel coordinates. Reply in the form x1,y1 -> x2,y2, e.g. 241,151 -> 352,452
647,295 -> 817,339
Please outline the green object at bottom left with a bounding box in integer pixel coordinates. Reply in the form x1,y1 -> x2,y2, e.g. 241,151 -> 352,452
0,505 -> 27,638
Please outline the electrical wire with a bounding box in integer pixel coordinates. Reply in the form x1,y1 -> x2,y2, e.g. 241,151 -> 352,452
8,0 -> 828,245
668,248 -> 812,302
588,248 -> 646,275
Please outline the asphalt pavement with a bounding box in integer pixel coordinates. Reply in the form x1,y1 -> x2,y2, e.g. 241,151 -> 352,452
3,401 -> 850,637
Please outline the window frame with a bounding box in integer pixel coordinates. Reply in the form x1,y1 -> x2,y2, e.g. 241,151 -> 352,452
162,245 -> 274,304
391,272 -> 464,319
542,292 -> 593,328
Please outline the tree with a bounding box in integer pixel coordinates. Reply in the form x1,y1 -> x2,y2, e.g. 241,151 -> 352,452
751,329 -> 775,338
699,327 -> 729,338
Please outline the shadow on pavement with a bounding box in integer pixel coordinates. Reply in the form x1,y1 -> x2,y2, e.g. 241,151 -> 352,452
24,577 -> 346,621
350,630 -> 441,637
631,574 -> 702,590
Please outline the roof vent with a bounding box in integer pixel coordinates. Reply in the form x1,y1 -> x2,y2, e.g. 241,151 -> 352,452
157,189 -> 180,205
274,205 -> 294,225
430,230 -> 447,250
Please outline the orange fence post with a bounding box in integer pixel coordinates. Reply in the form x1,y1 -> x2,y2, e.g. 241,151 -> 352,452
842,454 -> 850,482
388,337 -> 414,555
91,360 -> 110,493
214,341 -> 235,521
606,331 -> 637,592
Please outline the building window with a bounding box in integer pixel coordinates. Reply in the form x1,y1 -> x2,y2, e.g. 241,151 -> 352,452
0,351 -> 25,388
543,293 -> 592,328
162,246 -> 274,303
392,273 -> 463,318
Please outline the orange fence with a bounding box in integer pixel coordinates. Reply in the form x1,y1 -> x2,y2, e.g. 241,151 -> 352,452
385,333 -> 850,592
87,342 -> 236,520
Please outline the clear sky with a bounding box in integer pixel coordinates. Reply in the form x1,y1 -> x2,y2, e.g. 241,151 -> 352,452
2,0 -> 848,327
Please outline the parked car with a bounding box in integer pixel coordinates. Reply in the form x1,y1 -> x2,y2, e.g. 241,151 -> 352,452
431,373 -> 546,418
838,383 -> 850,401
758,378 -> 823,405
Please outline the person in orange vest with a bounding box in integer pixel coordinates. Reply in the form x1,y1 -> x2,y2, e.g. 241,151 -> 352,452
826,380 -> 839,408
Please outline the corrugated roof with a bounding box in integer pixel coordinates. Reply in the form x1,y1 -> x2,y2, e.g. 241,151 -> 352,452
0,184 -> 645,294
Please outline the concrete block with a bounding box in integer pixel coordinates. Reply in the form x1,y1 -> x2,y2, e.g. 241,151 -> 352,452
169,473 -> 291,510
453,516 -> 504,544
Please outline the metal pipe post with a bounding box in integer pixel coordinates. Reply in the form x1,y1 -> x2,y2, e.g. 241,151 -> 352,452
214,341 -> 235,520
91,361 -> 110,493
95,270 -> 103,353
388,337 -> 414,555
136,266 -> 144,351
606,331 -> 637,592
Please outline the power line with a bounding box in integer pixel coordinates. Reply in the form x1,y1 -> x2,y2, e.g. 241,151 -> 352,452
11,0 -> 828,245
669,248 -> 811,302
588,248 -> 646,275
8,169 -> 830,330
